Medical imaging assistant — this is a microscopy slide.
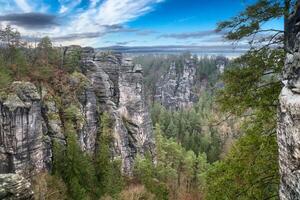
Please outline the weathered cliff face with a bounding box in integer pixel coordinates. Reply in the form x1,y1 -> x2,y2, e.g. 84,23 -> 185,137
80,50 -> 155,173
0,47 -> 154,182
278,3 -> 300,199
154,59 -> 200,110
118,60 -> 155,168
0,82 -> 51,175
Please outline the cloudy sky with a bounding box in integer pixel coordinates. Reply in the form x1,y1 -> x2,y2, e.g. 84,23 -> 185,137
0,0 -> 282,49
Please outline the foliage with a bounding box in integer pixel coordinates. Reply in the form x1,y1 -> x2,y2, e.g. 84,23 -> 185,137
134,153 -> 169,200
134,124 -> 210,199
217,48 -> 284,118
0,26 -> 78,90
63,48 -> 82,73
204,1 -> 294,199
0,60 -> 12,89
151,92 -> 222,163
205,131 -> 279,200
119,185 -> 155,200
196,56 -> 225,85
53,127 -> 97,200
52,112 -> 125,199
95,112 -> 124,198
216,0 -> 294,48
32,173 -> 68,200
205,46 -> 283,200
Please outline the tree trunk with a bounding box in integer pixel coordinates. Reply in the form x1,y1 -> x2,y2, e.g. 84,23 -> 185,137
284,0 -> 291,51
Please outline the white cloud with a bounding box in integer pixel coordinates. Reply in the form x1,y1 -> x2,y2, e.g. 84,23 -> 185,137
14,0 -> 32,12
59,0 -> 82,14
96,0 -> 156,25
59,6 -> 68,14
4,0 -> 164,46
89,0 -> 99,8
69,0 -> 163,33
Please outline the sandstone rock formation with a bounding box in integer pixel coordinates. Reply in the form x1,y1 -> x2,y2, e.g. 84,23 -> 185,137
0,47 -> 154,197
0,82 -> 51,175
154,59 -> 200,110
0,173 -> 34,200
79,50 -> 155,173
278,2 -> 300,199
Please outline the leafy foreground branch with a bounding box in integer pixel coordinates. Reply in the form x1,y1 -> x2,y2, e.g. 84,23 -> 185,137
203,1 -> 296,199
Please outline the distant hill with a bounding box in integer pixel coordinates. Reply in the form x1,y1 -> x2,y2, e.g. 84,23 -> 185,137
97,45 -> 248,57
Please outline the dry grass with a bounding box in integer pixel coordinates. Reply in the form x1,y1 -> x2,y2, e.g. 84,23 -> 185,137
32,172 -> 68,200
119,184 -> 155,200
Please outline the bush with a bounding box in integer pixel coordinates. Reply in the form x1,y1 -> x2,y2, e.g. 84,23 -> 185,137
119,185 -> 155,200
32,173 -> 68,200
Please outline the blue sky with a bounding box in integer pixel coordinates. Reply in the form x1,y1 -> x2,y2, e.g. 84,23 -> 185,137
0,0 -> 282,48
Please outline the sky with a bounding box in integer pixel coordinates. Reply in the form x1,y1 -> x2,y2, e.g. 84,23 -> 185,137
0,0 -> 282,51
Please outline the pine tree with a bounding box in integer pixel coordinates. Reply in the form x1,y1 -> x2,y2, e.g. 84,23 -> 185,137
64,129 -> 96,200
165,119 -> 177,138
52,119 -> 97,199
95,112 -> 124,198
216,0 -> 293,50
204,0 -> 296,199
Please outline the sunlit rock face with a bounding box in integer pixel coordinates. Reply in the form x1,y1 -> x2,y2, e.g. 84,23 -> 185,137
278,3 -> 300,199
154,59 -> 200,110
81,51 -> 155,174
118,60 -> 155,171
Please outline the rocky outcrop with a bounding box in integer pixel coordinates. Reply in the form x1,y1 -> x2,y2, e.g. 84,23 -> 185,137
0,82 -> 50,175
0,173 -> 33,200
154,59 -> 199,110
0,47 -> 154,180
118,60 -> 155,169
278,2 -> 300,199
80,51 -> 154,173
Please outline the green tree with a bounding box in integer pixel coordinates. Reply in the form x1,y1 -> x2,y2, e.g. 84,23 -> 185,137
0,25 -> 29,81
165,119 -> 177,138
64,130 -> 97,200
0,59 -> 12,89
216,0 -> 294,50
32,37 -> 57,84
63,48 -> 82,73
205,0 -> 296,199
52,107 -> 97,200
206,131 -> 278,200
95,112 -> 124,198
0,25 -> 21,64
135,124 -> 211,199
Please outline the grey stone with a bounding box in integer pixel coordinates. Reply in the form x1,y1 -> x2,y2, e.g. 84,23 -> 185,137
154,59 -> 201,110
80,51 -> 155,174
0,46 -> 155,184
0,173 -> 34,200
278,2 -> 300,199
0,82 -> 49,175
